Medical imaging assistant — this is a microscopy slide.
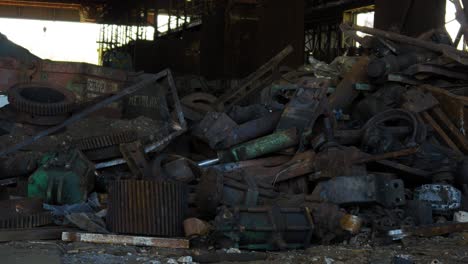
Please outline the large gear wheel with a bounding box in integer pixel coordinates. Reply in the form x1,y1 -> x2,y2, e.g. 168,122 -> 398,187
8,83 -> 76,116
75,130 -> 138,151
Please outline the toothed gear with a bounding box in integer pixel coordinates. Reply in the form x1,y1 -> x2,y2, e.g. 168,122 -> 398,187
0,212 -> 53,229
75,131 -> 138,151
8,83 -> 76,116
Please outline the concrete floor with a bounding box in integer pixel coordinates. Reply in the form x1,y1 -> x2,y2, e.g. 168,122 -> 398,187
0,234 -> 467,264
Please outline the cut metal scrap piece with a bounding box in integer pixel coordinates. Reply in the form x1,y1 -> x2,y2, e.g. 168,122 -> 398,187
181,92 -> 218,114
119,141 -> 149,179
162,158 -> 195,183
192,112 -> 238,149
402,88 -> 439,113
311,174 -> 406,208
217,111 -> 282,149
367,52 -> 437,79
276,80 -> 329,135
414,184 -> 461,212
95,127 -> 186,170
216,45 -> 293,111
329,56 -> 369,110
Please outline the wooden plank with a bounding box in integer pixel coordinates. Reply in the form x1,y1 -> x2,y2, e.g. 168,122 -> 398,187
431,107 -> 468,153
421,111 -> 463,155
62,232 -> 189,249
0,227 -> 77,242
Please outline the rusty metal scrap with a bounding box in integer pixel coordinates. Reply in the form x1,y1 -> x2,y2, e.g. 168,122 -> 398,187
310,174 -> 406,208
216,45 -> 293,111
341,24 -> 468,65
276,80 -> 329,135
218,111 -> 282,149
329,56 -> 369,110
107,179 -> 188,237
0,72 -> 167,157
196,168 -> 279,218
214,206 -> 314,251
4,20 -> 468,253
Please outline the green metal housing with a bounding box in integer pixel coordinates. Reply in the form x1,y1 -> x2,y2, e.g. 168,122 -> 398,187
28,149 -> 95,205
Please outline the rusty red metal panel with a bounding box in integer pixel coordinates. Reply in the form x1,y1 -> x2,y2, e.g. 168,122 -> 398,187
0,58 -> 129,116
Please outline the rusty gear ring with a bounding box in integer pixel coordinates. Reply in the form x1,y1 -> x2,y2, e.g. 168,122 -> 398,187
0,212 -> 53,229
8,83 -> 76,116
75,130 -> 138,151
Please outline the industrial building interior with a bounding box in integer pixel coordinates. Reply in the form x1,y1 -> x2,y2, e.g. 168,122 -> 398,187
1,0 -> 468,263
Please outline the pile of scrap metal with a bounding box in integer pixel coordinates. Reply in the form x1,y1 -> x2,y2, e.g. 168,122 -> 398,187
177,26 -> 468,249
1,25 -> 468,257
0,54 -> 190,247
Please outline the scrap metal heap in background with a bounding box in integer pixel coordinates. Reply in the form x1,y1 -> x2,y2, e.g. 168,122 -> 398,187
2,19 -> 468,258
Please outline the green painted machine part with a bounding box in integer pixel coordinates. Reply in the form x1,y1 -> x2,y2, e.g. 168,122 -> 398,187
215,206 -> 314,251
219,128 -> 298,162
28,149 -> 95,205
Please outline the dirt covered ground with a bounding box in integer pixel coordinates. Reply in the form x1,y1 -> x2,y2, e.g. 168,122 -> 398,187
1,234 -> 467,264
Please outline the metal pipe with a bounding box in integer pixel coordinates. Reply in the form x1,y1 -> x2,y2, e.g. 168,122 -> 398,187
197,158 -> 221,168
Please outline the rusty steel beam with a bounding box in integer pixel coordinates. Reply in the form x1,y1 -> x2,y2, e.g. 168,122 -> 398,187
0,0 -> 81,10
421,111 -> 463,155
354,147 -> 420,164
216,45 -> 293,111
431,107 -> 468,153
62,232 -> 189,248
306,0 -> 369,12
341,24 -> 468,65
